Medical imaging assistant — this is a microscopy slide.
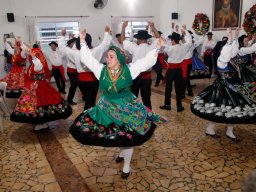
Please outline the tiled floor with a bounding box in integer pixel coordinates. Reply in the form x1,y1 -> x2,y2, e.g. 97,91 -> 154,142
0,76 -> 256,192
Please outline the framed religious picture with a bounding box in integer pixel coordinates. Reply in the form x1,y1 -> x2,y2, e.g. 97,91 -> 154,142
212,0 -> 242,30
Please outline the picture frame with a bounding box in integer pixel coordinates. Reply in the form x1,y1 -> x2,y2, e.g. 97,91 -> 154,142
212,0 -> 242,30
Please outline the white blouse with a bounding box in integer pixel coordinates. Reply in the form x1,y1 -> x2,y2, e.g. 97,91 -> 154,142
217,40 -> 256,69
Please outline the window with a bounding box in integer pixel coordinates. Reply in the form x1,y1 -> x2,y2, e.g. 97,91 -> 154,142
38,21 -> 79,51
125,21 -> 148,38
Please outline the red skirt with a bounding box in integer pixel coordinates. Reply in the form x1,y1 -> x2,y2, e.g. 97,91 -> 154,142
36,80 -> 62,106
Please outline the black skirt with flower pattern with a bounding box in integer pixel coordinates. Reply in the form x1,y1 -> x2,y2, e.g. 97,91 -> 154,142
11,100 -> 72,124
70,111 -> 157,147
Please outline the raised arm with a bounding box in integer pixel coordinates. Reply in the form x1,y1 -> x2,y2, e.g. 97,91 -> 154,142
79,30 -> 104,79
120,21 -> 128,44
148,21 -> 160,38
57,28 -> 69,56
217,28 -> 234,68
91,26 -> 112,61
181,25 -> 192,51
129,37 -> 164,79
23,44 -> 43,72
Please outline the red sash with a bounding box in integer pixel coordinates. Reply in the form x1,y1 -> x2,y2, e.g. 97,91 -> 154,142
139,71 -> 151,79
67,67 -> 77,73
158,53 -> 168,69
167,62 -> 183,69
204,49 -> 213,56
78,72 -> 97,81
182,58 -> 192,80
52,65 -> 66,81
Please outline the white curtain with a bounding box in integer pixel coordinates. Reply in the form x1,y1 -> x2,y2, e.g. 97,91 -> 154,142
25,16 -> 37,44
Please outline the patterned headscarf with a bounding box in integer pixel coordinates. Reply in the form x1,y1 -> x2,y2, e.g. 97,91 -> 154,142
30,48 -> 51,80
108,46 -> 126,66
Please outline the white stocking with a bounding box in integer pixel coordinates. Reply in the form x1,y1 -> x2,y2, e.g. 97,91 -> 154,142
206,122 -> 216,135
120,147 -> 134,173
226,124 -> 235,138
118,151 -> 123,158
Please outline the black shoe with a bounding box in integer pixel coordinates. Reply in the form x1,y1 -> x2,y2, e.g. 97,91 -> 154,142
205,132 -> 221,138
187,93 -> 194,97
121,171 -> 130,179
68,101 -> 77,105
226,135 -> 241,143
160,105 -> 171,110
177,106 -> 184,112
115,156 -> 124,163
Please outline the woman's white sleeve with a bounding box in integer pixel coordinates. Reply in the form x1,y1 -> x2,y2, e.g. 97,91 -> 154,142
20,50 -> 27,59
92,32 -> 112,61
80,44 -> 104,79
128,48 -> 158,79
230,40 -> 239,58
217,43 -> 234,69
238,43 -> 256,56
32,57 -> 43,71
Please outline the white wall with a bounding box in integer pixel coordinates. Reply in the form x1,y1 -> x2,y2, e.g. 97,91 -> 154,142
159,0 -> 255,40
0,0 -> 160,78
0,0 -> 160,47
0,0 -> 255,78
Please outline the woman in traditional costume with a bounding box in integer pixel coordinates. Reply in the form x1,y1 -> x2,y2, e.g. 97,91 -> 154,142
70,30 -> 166,179
10,45 -> 72,131
191,28 -> 256,142
1,36 -> 27,98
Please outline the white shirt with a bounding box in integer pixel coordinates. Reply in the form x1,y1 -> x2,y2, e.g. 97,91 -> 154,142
80,43 -> 159,80
201,38 -> 216,56
123,39 -> 157,62
184,35 -> 204,59
218,40 -> 256,69
58,32 -> 112,73
45,49 -> 64,67
57,38 -> 77,69
164,31 -> 192,63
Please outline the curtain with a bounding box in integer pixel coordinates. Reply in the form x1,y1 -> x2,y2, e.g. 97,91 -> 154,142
25,16 -> 37,45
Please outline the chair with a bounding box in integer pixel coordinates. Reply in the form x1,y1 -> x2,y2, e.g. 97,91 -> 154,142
0,82 -> 10,132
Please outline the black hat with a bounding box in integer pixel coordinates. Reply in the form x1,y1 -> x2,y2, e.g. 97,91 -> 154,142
168,32 -> 181,41
67,38 -> 76,47
49,41 -> 58,47
207,32 -> 213,36
188,30 -> 193,35
115,33 -> 121,38
134,30 -> 152,40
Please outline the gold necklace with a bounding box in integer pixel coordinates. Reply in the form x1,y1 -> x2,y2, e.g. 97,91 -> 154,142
107,66 -> 122,92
